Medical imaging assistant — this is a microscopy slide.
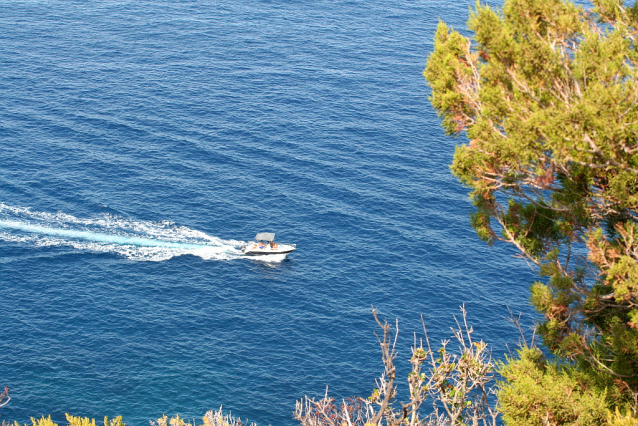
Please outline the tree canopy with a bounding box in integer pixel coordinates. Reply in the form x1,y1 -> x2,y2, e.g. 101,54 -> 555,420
425,0 -> 638,415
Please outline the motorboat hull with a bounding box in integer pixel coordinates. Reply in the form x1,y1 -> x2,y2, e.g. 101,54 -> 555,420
241,243 -> 296,256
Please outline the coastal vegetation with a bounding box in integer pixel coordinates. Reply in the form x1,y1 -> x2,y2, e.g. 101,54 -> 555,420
287,0 -> 638,422
1,410 -> 255,426
424,0 -> 638,423
3,0 -> 638,425
294,307 -> 500,426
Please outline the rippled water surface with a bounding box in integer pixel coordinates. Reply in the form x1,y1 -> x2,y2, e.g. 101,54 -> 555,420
0,1 -> 535,425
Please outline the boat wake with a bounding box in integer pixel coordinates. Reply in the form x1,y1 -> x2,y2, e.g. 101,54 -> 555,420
0,204 -> 255,262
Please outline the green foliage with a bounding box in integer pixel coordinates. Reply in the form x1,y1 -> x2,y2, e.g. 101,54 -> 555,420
150,408 -> 255,426
102,417 -> 124,426
608,407 -> 638,425
7,410 -> 245,426
18,416 -> 57,426
64,414 -> 95,426
425,0 -> 638,415
12,414 -> 126,426
497,348 -> 609,425
64,414 -> 124,426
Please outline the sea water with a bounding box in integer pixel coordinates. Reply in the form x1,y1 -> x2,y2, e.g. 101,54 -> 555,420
0,1 -> 536,425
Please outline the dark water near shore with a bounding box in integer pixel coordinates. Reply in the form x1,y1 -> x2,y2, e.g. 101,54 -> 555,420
0,1 -> 535,425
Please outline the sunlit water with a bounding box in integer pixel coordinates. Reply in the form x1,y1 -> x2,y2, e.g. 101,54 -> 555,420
0,1 -> 535,425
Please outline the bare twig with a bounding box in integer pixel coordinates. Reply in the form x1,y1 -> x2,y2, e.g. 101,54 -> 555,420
295,308 -> 499,426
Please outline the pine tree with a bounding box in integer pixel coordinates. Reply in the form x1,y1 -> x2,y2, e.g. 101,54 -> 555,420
425,0 -> 638,417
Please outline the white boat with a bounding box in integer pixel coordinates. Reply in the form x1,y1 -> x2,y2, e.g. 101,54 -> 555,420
241,232 -> 296,256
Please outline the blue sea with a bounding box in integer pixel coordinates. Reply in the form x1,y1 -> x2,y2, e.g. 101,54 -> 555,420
0,1 -> 537,425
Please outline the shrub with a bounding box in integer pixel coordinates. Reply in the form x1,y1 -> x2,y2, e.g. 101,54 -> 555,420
497,348 -> 608,425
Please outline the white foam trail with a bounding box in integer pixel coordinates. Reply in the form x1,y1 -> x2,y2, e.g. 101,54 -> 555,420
0,203 -> 263,262
0,221 -> 208,249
